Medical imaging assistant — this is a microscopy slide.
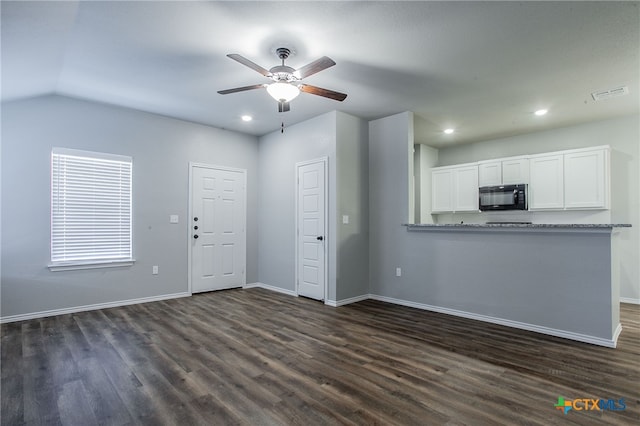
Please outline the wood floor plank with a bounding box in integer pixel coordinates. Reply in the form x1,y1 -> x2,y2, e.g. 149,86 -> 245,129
75,356 -> 134,426
22,350 -> 61,425
1,288 -> 639,425
57,380 -> 98,426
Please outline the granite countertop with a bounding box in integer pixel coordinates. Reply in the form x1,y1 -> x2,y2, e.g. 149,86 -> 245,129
404,223 -> 631,229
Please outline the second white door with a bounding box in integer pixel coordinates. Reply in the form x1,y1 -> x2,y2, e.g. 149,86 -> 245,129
190,165 -> 246,293
296,159 -> 327,301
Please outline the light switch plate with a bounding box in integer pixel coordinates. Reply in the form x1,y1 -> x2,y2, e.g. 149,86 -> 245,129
342,215 -> 349,224
170,215 -> 179,224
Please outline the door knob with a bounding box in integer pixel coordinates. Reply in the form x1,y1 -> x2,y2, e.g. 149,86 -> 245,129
193,234 -> 199,239
317,236 -> 324,241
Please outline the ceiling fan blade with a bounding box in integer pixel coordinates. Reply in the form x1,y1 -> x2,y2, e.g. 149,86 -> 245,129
278,100 -> 290,113
227,54 -> 271,77
217,84 -> 266,95
294,56 -> 336,79
299,84 -> 347,101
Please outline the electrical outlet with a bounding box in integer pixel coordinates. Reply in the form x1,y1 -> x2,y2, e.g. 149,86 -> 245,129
152,265 -> 159,275
396,267 -> 402,277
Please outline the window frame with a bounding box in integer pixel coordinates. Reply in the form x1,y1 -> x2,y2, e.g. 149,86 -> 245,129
49,147 -> 134,271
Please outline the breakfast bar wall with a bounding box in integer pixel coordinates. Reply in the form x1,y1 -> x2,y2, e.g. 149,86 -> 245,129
402,224 -> 626,347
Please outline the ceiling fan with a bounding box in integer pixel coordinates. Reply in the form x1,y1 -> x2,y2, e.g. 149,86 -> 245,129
218,47 -> 347,112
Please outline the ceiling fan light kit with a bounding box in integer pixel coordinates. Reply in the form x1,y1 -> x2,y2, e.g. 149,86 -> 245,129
266,82 -> 300,102
218,46 -> 347,112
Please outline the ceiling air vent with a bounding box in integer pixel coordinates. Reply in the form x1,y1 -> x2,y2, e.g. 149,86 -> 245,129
591,86 -> 629,101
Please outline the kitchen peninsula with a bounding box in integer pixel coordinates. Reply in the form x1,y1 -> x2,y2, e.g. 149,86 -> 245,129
402,223 -> 630,347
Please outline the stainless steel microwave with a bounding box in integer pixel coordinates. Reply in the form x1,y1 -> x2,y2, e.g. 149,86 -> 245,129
479,184 -> 528,211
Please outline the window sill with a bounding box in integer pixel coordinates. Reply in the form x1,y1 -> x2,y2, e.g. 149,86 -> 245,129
48,259 -> 135,272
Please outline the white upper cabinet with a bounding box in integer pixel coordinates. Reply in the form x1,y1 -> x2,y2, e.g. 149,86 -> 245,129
431,146 -> 609,214
432,164 -> 478,213
529,146 -> 609,211
478,161 -> 502,186
479,157 -> 529,186
529,153 -> 564,210
502,157 -> 529,184
454,165 -> 479,211
564,148 -> 609,209
431,168 -> 454,212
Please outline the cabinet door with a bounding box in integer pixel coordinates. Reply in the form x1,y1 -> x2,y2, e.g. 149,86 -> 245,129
502,158 -> 529,184
454,165 -> 479,211
431,169 -> 453,212
564,149 -> 607,209
529,154 -> 564,210
478,161 -> 502,186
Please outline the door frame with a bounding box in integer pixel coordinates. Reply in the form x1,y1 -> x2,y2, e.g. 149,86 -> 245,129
294,157 -> 329,301
187,162 -> 247,294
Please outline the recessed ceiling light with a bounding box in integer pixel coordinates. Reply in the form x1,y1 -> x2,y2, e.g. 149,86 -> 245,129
241,115 -> 253,122
444,128 -> 455,134
534,109 -> 548,116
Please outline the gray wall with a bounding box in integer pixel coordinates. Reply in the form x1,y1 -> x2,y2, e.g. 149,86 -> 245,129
434,115 -> 639,301
2,92 -> 633,327
400,227 -> 617,340
1,95 -> 259,318
257,112 -> 338,299
336,112 -> 369,300
369,112 -> 620,341
257,111 -> 369,303
369,112 -> 413,294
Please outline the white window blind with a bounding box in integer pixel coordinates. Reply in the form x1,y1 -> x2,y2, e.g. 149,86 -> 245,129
51,148 -> 132,266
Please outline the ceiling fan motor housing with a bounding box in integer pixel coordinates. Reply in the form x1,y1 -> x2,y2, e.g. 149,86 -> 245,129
270,48 -> 298,83
270,65 -> 297,80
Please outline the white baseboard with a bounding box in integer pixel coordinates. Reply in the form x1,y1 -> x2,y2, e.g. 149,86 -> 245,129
5,284 -> 621,348
0,292 -> 191,324
612,323 -> 623,345
369,294 -> 619,348
244,282 -> 297,297
326,294 -> 370,307
244,283 -> 368,307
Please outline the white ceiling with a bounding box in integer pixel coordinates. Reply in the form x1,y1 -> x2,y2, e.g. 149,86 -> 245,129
2,1 -> 638,147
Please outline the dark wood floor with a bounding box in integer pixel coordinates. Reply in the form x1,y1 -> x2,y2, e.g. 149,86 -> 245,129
1,288 -> 638,425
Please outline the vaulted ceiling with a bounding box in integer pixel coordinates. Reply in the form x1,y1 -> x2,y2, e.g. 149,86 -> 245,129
2,1 -> 638,147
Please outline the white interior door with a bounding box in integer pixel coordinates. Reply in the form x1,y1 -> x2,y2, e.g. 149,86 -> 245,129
190,164 -> 246,293
296,159 -> 327,301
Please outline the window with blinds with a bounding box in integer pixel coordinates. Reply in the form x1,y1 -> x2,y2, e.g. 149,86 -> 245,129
50,148 -> 133,269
